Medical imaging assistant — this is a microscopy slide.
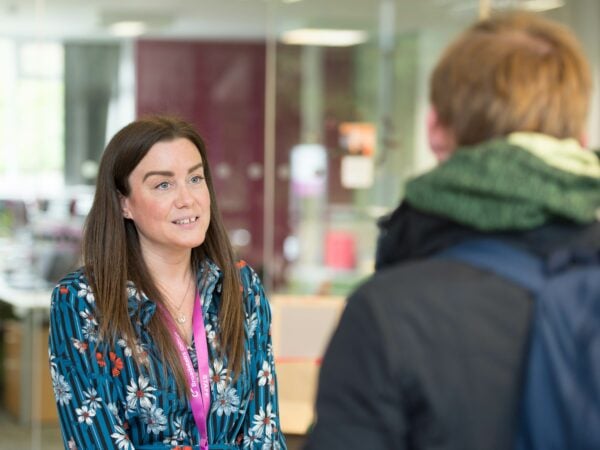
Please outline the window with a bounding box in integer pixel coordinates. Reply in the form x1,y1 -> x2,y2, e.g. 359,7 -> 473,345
0,40 -> 64,197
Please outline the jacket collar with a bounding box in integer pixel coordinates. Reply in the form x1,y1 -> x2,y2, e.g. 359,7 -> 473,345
196,258 -> 221,316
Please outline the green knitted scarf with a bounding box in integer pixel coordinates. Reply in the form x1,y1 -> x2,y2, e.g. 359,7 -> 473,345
405,133 -> 600,231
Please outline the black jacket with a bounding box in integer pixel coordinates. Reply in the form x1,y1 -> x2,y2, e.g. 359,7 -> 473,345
305,203 -> 600,450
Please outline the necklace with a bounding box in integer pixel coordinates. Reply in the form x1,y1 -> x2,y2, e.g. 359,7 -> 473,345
166,272 -> 194,325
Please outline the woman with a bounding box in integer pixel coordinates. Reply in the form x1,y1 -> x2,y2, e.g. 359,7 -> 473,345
49,116 -> 286,450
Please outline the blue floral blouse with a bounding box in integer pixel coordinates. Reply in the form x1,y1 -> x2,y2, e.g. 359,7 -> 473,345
49,259 -> 286,450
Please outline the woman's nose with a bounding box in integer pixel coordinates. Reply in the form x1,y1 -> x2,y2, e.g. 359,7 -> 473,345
174,184 -> 194,208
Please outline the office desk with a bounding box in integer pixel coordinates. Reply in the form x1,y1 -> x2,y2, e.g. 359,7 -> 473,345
0,277 -> 52,450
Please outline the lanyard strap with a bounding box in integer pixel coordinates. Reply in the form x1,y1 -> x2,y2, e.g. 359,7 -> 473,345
161,291 -> 211,450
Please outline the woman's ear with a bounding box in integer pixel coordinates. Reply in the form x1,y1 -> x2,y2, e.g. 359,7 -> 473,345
119,193 -> 131,219
427,107 -> 457,162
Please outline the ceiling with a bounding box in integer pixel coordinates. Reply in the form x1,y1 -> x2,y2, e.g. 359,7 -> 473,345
0,0 -> 482,41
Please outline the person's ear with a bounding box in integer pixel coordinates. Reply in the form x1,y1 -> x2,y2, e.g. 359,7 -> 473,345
427,107 -> 457,162
119,193 -> 132,220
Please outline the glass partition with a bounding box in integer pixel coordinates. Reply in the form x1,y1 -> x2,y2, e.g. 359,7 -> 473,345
268,0 -> 476,295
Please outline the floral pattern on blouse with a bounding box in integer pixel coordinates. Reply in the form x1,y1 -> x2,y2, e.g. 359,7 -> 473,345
49,259 -> 286,450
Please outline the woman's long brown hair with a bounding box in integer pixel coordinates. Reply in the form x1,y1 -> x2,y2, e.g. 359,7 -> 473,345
83,115 -> 244,394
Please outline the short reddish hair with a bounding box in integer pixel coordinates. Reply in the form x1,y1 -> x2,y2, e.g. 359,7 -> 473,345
430,11 -> 592,146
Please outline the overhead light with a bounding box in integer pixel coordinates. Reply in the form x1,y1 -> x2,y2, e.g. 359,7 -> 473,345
281,0 -> 303,3
109,21 -> 147,37
519,0 -> 565,11
445,0 -> 566,14
280,28 -> 368,47
101,11 -> 172,37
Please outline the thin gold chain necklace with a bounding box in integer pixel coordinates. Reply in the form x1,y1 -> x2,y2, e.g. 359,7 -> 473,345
165,272 -> 194,325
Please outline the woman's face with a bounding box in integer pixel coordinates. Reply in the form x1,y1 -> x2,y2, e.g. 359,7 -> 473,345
120,137 -> 211,258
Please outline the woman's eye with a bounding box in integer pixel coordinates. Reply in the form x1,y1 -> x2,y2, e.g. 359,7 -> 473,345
156,181 -> 170,190
190,175 -> 204,184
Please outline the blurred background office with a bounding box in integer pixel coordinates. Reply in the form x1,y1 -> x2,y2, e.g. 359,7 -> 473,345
0,0 -> 598,448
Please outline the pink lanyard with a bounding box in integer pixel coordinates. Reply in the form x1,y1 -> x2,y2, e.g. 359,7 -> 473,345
161,291 -> 211,450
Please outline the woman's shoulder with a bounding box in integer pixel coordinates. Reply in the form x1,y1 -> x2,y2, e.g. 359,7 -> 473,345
56,267 -> 87,284
51,268 -> 95,307
54,267 -> 90,289
236,260 -> 272,314
236,260 -> 261,289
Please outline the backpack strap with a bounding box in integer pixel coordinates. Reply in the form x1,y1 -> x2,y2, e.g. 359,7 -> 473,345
439,238 -> 600,449
437,238 -> 545,293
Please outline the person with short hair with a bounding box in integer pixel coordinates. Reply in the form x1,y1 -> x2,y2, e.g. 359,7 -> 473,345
49,116 -> 286,450
429,11 -> 591,159
305,11 -> 600,450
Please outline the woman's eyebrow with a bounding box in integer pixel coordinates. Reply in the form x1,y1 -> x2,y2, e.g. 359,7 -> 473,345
143,170 -> 173,182
142,162 -> 203,182
187,162 -> 203,173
